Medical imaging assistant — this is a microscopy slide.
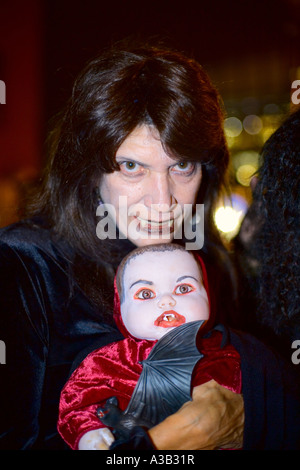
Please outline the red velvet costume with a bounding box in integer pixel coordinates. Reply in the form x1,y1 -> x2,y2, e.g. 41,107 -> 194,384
57,255 -> 241,450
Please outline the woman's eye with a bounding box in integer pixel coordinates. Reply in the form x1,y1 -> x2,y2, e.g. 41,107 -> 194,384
119,161 -> 144,175
134,288 -> 156,300
125,161 -> 137,170
174,284 -> 195,295
172,162 -> 195,174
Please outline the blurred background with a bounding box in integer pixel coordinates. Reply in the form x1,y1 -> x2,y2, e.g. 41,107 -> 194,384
0,0 -> 300,240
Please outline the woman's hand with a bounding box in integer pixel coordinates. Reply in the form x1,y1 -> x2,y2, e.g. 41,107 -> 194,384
148,379 -> 244,450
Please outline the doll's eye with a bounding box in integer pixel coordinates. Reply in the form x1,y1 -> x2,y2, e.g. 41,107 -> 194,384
174,284 -> 195,295
134,288 -> 156,300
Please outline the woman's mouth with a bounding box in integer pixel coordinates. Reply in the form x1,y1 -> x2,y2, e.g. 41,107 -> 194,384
154,310 -> 186,328
135,216 -> 175,235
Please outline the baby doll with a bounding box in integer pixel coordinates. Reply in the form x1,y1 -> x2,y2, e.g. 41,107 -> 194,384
58,244 -> 241,450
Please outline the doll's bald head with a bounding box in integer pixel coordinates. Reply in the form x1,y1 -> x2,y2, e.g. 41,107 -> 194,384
116,243 -> 203,304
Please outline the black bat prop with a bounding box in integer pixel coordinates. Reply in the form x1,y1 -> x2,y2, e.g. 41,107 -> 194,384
96,320 -> 204,440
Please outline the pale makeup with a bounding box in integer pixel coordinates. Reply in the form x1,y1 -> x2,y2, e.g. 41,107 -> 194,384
99,125 -> 202,247
121,250 -> 209,340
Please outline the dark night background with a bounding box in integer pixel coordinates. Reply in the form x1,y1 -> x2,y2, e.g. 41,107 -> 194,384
0,0 -> 300,227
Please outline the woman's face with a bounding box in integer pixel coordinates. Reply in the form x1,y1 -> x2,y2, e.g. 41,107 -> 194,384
120,249 -> 209,340
99,125 -> 202,247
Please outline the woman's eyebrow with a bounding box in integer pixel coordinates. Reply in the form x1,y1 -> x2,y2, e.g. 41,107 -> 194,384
176,275 -> 199,283
116,156 -> 151,168
130,279 -> 153,289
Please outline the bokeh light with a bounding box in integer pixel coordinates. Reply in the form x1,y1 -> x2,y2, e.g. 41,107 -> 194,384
263,103 -> 280,115
243,114 -> 263,135
232,150 -> 259,186
236,164 -> 257,186
224,117 -> 243,138
214,194 -> 248,240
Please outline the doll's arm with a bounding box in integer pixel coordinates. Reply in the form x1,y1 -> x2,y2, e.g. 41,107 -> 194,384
78,428 -> 115,450
58,345 -> 132,449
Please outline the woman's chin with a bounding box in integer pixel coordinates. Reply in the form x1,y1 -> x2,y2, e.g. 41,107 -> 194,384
129,235 -> 175,247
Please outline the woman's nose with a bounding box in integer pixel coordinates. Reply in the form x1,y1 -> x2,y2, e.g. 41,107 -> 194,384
144,174 -> 176,211
158,294 -> 176,308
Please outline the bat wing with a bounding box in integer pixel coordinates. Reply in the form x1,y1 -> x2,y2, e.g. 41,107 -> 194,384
124,320 -> 204,427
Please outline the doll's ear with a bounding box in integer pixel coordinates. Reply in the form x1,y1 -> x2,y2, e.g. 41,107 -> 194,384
107,396 -> 119,406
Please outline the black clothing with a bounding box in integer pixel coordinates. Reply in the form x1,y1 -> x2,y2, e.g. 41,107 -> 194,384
0,219 -> 124,449
229,328 -> 300,450
0,219 -> 299,449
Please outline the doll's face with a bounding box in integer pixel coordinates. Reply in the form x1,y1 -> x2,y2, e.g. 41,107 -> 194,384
121,249 -> 209,340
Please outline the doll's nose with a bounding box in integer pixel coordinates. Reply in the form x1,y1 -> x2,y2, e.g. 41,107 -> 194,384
158,294 -> 176,308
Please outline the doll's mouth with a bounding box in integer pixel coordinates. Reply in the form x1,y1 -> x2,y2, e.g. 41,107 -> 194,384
154,310 -> 186,328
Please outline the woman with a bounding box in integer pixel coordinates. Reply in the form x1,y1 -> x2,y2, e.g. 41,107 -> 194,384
0,41 -> 299,450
